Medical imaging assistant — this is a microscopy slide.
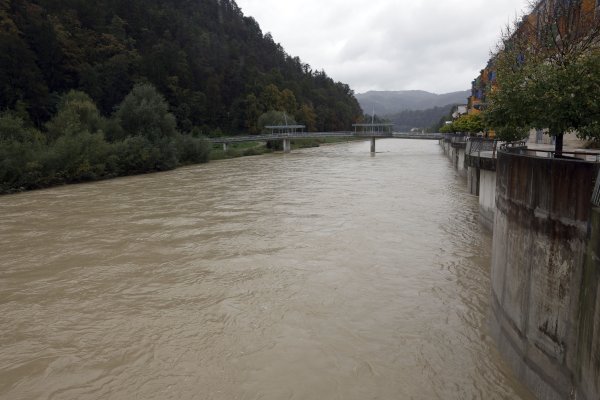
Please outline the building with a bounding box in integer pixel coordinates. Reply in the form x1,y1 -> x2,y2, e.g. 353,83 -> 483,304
452,105 -> 468,120
468,0 -> 599,146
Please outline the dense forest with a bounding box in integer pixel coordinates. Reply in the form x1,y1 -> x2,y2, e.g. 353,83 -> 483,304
0,0 -> 363,193
1,0 -> 362,131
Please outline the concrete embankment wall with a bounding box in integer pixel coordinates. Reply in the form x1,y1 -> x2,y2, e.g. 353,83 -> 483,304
467,166 -> 479,196
491,151 -> 600,400
441,139 -> 466,176
478,170 -> 496,230
577,206 -> 600,400
456,147 -> 465,176
464,149 -> 497,230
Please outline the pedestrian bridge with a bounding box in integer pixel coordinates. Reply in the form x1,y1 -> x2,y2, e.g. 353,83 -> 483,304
209,132 -> 443,153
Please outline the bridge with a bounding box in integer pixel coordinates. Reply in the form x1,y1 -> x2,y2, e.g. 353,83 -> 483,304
209,131 -> 444,153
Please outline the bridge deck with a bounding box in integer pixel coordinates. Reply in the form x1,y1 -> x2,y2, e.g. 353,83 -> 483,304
209,132 -> 443,144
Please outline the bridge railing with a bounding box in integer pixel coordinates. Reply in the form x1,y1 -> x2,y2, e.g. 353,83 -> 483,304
208,131 -> 354,143
208,131 -> 444,145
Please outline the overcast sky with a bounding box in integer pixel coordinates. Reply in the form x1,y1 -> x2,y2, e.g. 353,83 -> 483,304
235,0 -> 532,94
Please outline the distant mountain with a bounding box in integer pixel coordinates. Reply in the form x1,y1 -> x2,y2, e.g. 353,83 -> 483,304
387,104 -> 456,132
355,90 -> 470,116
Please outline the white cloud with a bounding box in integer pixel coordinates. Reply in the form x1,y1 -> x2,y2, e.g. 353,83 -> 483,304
235,0 -> 531,94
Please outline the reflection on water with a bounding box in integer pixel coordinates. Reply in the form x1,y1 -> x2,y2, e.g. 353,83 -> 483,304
0,140 -> 533,399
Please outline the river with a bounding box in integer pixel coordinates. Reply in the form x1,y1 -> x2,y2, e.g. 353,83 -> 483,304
0,140 -> 534,399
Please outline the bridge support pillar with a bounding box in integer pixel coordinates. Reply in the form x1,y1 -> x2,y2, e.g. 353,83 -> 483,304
223,143 -> 229,152
283,138 -> 291,153
370,137 -> 376,153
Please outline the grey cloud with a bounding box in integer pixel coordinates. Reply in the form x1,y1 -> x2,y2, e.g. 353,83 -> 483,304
236,0 -> 530,93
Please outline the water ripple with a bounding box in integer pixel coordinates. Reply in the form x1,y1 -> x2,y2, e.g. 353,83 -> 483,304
0,140 -> 534,399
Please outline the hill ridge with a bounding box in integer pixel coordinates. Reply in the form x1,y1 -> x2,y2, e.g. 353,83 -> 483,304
355,90 -> 470,116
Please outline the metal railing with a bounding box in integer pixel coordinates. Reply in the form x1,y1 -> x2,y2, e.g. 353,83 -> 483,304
208,131 -> 354,143
498,139 -> 600,162
466,137 -> 499,158
501,139 -> 529,150
467,138 -> 496,153
593,169 -> 600,207
500,146 -> 600,162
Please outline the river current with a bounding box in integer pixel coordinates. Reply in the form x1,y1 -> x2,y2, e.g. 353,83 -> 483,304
0,140 -> 534,399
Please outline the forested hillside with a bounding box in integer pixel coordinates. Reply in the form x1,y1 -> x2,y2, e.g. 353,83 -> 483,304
0,0 -> 361,132
0,0 -> 364,193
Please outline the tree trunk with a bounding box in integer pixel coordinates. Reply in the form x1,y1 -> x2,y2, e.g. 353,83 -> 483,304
555,133 -> 564,157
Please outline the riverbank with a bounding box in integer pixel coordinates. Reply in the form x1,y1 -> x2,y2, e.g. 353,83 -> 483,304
209,137 -> 365,161
0,136 -> 365,195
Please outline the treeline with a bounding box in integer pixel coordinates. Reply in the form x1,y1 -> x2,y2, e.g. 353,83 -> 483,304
429,106 -> 461,133
0,0 -> 362,133
386,104 -> 456,132
0,84 -> 210,194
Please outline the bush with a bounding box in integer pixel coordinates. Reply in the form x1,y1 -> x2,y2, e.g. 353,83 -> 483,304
113,136 -> 160,174
0,86 -> 213,194
43,131 -> 111,182
45,91 -> 106,141
175,135 -> 211,164
115,83 -> 177,141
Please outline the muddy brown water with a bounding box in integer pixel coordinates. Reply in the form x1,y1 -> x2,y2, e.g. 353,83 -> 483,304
0,140 -> 534,399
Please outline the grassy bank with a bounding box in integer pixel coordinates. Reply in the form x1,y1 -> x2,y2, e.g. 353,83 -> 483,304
209,142 -> 274,160
209,137 -> 364,161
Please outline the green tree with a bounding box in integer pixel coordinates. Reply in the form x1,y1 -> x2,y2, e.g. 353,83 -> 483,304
0,112 -> 45,191
244,94 -> 262,134
45,90 -> 105,141
115,83 -> 177,142
453,114 -> 484,134
260,84 -> 283,111
439,123 -> 455,134
484,2 -> 600,154
485,48 -> 600,149
529,52 -> 600,145
296,104 -> 317,132
280,89 -> 297,115
45,130 -> 111,182
257,110 -> 297,133
0,111 -> 43,143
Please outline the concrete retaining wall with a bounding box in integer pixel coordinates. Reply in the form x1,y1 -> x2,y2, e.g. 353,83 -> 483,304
457,148 -> 466,176
441,140 -> 452,156
467,166 -> 479,196
491,151 -> 600,399
479,169 -> 496,230
577,207 -> 600,400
